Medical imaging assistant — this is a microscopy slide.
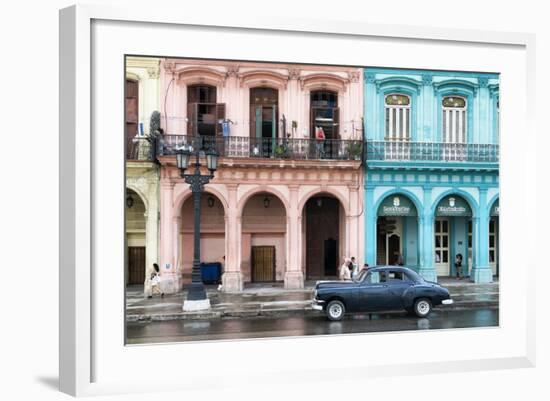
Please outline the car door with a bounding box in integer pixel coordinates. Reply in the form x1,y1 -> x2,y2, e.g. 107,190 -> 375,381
385,270 -> 414,310
354,270 -> 390,311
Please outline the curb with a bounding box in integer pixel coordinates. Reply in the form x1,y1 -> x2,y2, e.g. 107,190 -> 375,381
127,301 -> 499,322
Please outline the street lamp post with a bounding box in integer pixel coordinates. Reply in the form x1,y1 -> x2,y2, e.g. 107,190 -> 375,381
176,138 -> 219,311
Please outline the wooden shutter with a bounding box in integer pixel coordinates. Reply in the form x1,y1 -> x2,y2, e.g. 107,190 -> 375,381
255,107 -> 262,139
333,107 -> 340,139
187,102 -> 198,136
215,103 -> 226,136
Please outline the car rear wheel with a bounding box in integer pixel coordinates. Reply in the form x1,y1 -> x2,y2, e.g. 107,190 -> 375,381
413,298 -> 432,318
326,300 -> 345,321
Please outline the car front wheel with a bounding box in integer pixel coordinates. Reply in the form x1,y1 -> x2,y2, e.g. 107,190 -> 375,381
413,298 -> 432,317
326,300 -> 345,321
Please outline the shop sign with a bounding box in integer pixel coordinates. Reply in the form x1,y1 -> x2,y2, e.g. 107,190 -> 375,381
379,196 -> 417,216
436,196 -> 472,216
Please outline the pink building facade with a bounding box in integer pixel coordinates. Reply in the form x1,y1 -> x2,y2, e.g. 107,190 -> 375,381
157,59 -> 364,293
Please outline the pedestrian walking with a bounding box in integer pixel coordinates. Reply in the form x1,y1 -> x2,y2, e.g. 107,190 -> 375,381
455,253 -> 463,279
339,257 -> 352,281
148,263 -> 164,298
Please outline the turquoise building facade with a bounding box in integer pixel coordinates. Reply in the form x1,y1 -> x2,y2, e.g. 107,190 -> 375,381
363,68 -> 499,283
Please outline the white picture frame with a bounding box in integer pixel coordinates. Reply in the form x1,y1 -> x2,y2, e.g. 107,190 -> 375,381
59,4 -> 536,397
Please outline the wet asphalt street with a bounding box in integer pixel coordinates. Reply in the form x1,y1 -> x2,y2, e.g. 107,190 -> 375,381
126,308 -> 498,344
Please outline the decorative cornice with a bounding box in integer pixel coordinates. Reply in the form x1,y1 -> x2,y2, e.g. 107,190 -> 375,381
478,77 -> 489,88
375,77 -> 422,94
348,71 -> 361,83
175,66 -> 227,87
147,67 -> 160,79
226,65 -> 240,78
238,70 -> 289,89
422,73 -> 433,86
300,73 -> 349,91
288,68 -> 301,80
365,72 -> 376,84
163,62 -> 176,74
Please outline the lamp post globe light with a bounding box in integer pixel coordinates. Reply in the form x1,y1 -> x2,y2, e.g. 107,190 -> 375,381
176,139 -> 219,311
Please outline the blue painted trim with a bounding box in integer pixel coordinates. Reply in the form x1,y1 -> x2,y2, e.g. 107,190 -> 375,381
366,160 -> 499,171
377,84 -> 418,141
364,68 -> 499,80
434,83 -> 475,144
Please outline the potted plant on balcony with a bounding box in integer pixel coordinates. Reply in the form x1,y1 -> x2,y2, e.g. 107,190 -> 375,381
346,142 -> 363,161
274,144 -> 286,158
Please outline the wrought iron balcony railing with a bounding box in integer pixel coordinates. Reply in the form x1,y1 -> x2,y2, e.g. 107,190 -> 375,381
159,135 -> 364,162
126,136 -> 157,161
365,140 -> 499,163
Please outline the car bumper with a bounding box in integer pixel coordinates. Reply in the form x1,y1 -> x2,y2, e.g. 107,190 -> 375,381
442,299 -> 454,305
311,300 -> 325,311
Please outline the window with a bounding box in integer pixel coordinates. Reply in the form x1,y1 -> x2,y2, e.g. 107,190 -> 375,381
442,96 -> 467,143
385,94 -> 411,140
489,219 -> 497,264
310,90 -> 339,140
435,218 -> 449,264
187,84 -> 224,136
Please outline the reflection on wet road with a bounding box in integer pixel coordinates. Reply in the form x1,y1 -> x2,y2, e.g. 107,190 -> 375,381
126,308 -> 498,344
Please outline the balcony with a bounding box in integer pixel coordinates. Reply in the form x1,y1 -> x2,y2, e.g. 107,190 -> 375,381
159,135 -> 364,163
126,136 -> 156,161
365,140 -> 499,171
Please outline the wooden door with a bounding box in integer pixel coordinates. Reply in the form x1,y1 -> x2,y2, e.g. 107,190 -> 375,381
435,218 -> 450,276
128,246 -> 145,285
305,197 -> 339,279
125,79 -> 139,159
251,246 -> 275,282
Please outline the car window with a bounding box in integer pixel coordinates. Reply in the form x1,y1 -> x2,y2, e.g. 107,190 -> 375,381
365,271 -> 387,284
403,272 -> 416,282
387,271 -> 405,281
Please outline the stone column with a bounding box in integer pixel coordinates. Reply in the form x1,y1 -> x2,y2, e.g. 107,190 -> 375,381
159,181 -> 178,292
364,187 -> 377,266
471,189 -> 493,283
418,187 -> 437,282
364,71 -> 378,140
222,184 -> 243,292
421,73 -> 434,141
284,185 -> 304,289
348,186 -> 360,262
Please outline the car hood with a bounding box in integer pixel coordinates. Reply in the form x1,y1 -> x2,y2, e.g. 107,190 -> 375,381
315,280 -> 357,290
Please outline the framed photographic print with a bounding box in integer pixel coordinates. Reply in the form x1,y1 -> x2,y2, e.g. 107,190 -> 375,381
60,4 -> 535,397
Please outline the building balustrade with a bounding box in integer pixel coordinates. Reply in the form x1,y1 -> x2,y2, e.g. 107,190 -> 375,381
159,135 -> 364,162
365,140 -> 499,163
126,136 -> 157,161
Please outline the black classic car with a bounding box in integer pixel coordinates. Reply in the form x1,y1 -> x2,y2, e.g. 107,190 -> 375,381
312,266 -> 453,320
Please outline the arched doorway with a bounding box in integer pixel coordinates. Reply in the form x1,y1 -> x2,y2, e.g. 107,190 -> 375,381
241,193 -> 287,283
435,195 -> 473,277
180,193 -> 226,284
303,195 -> 345,280
250,87 -> 278,157
376,194 -> 418,266
125,188 -> 146,286
489,199 -> 499,276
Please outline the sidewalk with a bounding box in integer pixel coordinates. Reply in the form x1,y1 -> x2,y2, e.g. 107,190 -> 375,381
126,277 -> 499,322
